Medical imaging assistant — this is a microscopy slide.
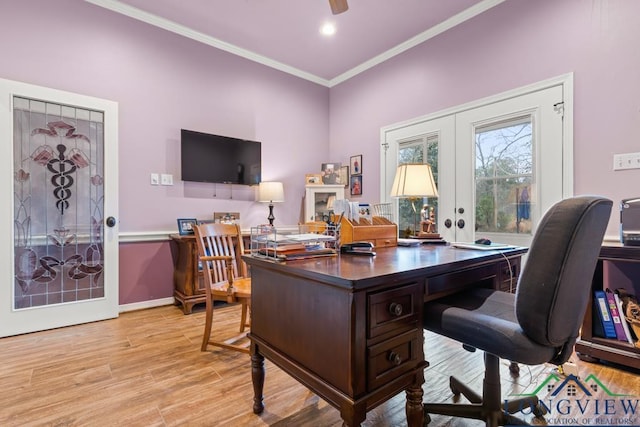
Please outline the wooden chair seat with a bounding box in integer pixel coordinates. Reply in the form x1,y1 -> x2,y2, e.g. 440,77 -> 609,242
194,223 -> 251,353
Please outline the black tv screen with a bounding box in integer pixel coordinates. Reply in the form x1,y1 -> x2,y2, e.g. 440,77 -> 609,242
180,129 -> 261,185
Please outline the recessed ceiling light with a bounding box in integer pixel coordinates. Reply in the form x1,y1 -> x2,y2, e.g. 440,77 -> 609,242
320,22 -> 336,36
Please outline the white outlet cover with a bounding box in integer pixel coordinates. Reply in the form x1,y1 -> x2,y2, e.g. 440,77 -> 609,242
161,174 -> 173,185
150,173 -> 160,185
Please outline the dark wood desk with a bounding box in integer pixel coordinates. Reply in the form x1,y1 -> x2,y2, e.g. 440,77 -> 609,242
243,244 -> 526,427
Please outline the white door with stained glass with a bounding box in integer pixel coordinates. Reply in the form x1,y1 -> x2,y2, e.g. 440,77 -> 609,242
381,75 -> 572,246
0,78 -> 119,337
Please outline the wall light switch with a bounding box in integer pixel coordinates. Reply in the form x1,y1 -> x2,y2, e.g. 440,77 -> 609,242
613,152 -> 640,170
161,173 -> 173,186
150,173 -> 160,185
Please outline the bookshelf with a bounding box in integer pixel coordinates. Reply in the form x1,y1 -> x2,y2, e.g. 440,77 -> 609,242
575,244 -> 640,369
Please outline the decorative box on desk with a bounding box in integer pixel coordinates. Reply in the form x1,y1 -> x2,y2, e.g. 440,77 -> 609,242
340,216 -> 398,248
249,223 -> 339,262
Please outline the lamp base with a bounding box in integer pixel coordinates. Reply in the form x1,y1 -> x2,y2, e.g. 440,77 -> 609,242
267,203 -> 275,226
417,232 -> 441,239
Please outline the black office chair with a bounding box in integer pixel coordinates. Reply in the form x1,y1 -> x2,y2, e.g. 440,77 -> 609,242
423,196 -> 612,427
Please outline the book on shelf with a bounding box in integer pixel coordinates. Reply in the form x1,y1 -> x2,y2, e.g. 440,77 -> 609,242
613,291 -> 635,345
594,290 -> 617,339
605,289 -> 628,342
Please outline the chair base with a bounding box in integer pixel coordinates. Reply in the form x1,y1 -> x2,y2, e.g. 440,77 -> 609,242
424,353 -> 546,427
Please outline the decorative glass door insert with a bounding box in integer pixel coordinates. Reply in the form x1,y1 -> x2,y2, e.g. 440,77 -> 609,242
13,97 -> 106,309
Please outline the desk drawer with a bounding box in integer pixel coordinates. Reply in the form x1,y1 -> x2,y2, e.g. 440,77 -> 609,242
373,237 -> 396,248
425,264 -> 497,300
367,330 -> 420,390
368,283 -> 421,339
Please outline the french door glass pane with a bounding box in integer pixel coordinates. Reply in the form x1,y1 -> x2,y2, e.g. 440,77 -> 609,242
397,135 -> 439,237
475,118 -> 533,234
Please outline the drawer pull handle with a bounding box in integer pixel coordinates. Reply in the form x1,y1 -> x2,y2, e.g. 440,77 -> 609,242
389,302 -> 403,316
388,351 -> 402,366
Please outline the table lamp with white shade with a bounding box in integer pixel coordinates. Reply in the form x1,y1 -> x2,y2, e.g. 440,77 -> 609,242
257,181 -> 285,226
390,163 -> 439,238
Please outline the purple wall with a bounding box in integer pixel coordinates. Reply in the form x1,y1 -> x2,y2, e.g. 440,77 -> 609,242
0,0 -> 329,305
329,0 -> 640,238
0,0 -> 329,232
3,0 -> 639,305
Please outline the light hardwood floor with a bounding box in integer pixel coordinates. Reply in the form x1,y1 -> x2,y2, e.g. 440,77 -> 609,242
0,303 -> 638,426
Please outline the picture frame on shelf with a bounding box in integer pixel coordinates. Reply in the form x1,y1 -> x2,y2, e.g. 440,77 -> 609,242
339,165 -> 349,188
177,218 -> 198,235
305,173 -> 322,185
213,212 -> 240,224
350,175 -> 362,196
350,155 -> 362,175
320,162 -> 341,184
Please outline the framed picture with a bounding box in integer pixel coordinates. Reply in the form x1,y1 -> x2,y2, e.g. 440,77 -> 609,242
305,173 -> 322,185
350,175 -> 362,196
213,212 -> 239,224
339,165 -> 349,188
320,162 -> 341,184
350,155 -> 362,175
177,218 -> 198,235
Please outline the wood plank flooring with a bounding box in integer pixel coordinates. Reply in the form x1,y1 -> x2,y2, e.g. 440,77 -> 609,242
0,303 -> 638,426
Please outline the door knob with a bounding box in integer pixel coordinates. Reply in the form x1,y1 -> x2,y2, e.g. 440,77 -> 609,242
105,216 -> 117,227
457,219 -> 465,229
444,219 -> 452,228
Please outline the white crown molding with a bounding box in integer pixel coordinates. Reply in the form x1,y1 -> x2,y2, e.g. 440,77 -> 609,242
84,0 -> 331,87
86,0 -> 504,88
328,0 -> 506,87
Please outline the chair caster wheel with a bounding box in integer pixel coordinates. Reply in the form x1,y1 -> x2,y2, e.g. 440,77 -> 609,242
533,402 -> 548,418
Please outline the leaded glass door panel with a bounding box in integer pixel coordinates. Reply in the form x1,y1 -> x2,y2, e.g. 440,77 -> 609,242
1,78 -> 118,337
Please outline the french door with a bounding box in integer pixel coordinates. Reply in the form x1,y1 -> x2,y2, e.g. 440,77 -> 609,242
0,78 -> 119,337
381,75 -> 572,246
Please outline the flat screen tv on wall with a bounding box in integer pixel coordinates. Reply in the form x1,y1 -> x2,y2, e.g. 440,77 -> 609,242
180,129 -> 261,185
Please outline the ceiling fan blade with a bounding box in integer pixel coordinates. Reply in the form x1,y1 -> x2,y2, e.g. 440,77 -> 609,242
329,0 -> 348,15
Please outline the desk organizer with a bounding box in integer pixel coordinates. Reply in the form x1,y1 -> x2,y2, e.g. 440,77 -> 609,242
340,216 -> 398,248
249,223 -> 339,262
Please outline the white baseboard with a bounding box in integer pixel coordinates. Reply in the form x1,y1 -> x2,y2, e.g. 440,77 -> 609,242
119,297 -> 175,313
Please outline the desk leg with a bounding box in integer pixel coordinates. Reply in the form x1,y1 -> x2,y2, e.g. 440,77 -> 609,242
251,344 -> 265,414
406,377 -> 425,427
339,403 -> 366,427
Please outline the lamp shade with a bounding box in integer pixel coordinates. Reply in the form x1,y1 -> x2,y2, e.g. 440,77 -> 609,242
390,164 -> 438,198
257,181 -> 285,203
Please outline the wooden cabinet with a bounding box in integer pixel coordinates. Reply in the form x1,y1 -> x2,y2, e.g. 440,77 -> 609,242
304,184 -> 345,222
170,234 -> 206,314
575,244 -> 640,369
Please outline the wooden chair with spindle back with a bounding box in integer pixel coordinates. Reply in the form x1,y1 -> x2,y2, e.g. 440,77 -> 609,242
193,222 -> 251,353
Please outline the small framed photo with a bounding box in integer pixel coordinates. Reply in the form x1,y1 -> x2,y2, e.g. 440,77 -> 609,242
213,212 -> 239,224
321,162 -> 341,184
177,218 -> 198,235
350,175 -> 362,196
339,165 -> 349,188
350,155 -> 362,175
305,173 -> 322,185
